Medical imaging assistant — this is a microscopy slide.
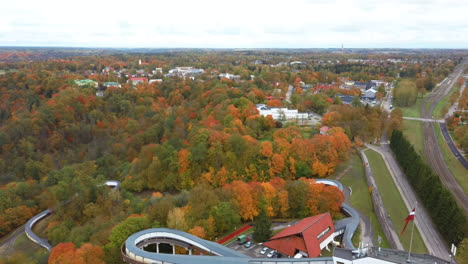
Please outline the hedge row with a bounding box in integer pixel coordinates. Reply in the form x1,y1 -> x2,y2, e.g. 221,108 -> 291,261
390,130 -> 466,246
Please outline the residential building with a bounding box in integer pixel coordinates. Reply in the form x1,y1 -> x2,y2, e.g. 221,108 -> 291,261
219,73 -> 241,81
128,77 -> 147,87
320,126 -> 330,135
149,79 -> 163,84
337,95 -> 354,105
74,79 -> 98,88
103,82 -> 121,88
363,88 -> 377,99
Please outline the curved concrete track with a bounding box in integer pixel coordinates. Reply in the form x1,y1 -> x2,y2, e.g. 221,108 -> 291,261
25,210 -> 52,251
22,180 -> 120,252
122,179 -> 359,264
420,61 -> 468,214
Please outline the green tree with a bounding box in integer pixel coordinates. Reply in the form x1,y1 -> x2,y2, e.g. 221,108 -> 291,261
253,204 -> 272,243
210,202 -> 241,234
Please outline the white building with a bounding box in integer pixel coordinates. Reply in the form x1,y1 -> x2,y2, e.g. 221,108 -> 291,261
364,88 -> 377,99
219,73 -> 240,81
256,105 -> 309,120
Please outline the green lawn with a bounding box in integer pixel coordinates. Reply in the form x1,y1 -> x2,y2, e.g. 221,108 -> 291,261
13,233 -> 49,264
402,120 -> 424,157
397,94 -> 428,118
335,152 -> 390,248
433,85 -> 460,119
433,123 -> 468,193
364,149 -> 427,254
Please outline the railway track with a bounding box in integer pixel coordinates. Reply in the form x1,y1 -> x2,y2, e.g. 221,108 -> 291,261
420,62 -> 468,214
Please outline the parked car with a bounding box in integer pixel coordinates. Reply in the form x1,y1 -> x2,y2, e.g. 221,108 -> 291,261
267,250 -> 277,258
260,247 -> 269,255
244,241 -> 253,248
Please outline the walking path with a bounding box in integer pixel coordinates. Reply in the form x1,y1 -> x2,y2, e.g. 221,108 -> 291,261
356,148 -> 404,251
365,144 -> 450,261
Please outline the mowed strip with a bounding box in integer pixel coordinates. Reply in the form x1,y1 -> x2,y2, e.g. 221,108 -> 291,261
364,149 -> 427,254
433,123 -> 468,193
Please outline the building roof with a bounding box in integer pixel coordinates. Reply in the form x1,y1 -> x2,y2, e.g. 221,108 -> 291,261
320,126 -> 330,134
129,77 -> 147,81
264,213 -> 334,257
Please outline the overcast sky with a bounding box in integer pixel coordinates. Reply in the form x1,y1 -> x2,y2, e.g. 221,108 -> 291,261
0,0 -> 467,48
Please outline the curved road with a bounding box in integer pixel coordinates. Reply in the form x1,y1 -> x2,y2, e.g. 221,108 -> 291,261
366,143 -> 451,261
419,61 -> 468,214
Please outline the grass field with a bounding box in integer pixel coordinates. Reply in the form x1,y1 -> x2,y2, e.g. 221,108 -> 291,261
402,120 -> 424,157
433,123 -> 468,193
13,233 -> 48,264
334,152 -> 391,248
433,85 -> 460,119
364,149 -> 427,254
397,94 -> 428,118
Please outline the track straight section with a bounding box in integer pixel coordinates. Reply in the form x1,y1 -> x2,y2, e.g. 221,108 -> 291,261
419,61 -> 468,214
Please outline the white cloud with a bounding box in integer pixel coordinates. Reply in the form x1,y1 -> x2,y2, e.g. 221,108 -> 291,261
0,0 -> 467,48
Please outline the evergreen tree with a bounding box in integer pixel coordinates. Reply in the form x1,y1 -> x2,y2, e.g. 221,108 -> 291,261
253,204 -> 272,243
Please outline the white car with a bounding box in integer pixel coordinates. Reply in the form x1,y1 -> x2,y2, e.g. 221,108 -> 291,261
260,247 -> 269,255
267,250 -> 276,258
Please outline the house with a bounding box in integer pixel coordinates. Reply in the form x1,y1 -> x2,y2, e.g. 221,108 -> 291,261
352,81 -> 370,93
315,83 -> 337,91
103,82 -> 121,88
219,73 -> 241,81
337,95 -> 354,105
263,213 -> 336,258
74,79 -> 98,88
320,126 -> 330,135
127,77 -> 147,87
363,88 -> 377,99
152,68 -> 163,75
301,84 -> 314,91
370,80 -> 388,88
149,79 -> 163,84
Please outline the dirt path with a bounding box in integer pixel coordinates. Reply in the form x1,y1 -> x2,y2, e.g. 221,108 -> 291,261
0,225 -> 25,257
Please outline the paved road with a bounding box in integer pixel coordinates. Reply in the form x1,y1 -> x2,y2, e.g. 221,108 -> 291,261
440,122 -> 468,169
365,144 -> 451,261
442,80 -> 468,169
0,225 -> 25,257
402,117 -> 444,123
357,149 -> 403,250
420,61 -> 468,214
285,85 -> 293,103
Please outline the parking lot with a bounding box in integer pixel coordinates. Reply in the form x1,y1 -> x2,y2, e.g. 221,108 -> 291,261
226,239 -> 278,258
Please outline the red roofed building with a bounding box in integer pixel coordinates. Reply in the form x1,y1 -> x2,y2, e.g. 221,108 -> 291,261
320,126 -> 330,135
263,213 -> 335,258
